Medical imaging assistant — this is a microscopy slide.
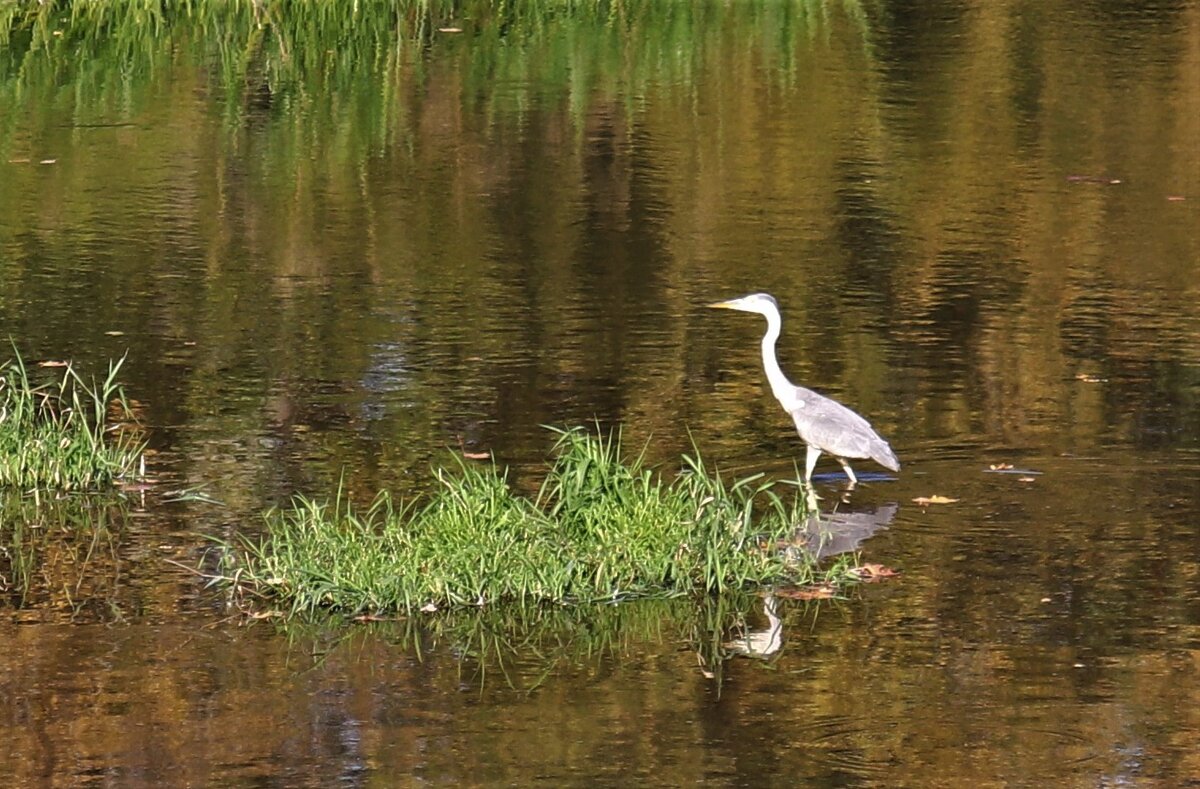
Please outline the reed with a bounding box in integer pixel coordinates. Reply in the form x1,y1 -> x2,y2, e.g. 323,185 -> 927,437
213,427 -> 842,616
0,348 -> 144,491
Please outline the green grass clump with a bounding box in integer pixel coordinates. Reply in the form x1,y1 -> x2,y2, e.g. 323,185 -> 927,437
0,349 -> 144,491
216,427 -> 829,616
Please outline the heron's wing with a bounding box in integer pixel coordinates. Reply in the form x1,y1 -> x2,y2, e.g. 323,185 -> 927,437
787,387 -> 900,470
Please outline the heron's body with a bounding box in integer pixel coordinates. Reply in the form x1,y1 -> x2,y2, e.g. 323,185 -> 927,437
709,292 -> 899,485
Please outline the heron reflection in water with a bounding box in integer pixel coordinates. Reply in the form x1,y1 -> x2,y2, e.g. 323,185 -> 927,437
725,504 -> 898,660
709,293 -> 900,487
724,594 -> 783,659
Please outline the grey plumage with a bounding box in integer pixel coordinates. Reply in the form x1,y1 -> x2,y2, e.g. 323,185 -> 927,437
789,388 -> 899,472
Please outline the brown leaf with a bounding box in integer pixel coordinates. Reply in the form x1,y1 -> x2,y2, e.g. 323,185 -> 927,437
1018,476 -> 1037,483
776,584 -> 836,600
462,451 -> 491,460
850,563 -> 899,581
913,495 -> 959,506
1166,195 -> 1186,202
37,360 -> 70,368
1075,373 -> 1107,383
248,610 -> 284,620
989,463 -> 1013,471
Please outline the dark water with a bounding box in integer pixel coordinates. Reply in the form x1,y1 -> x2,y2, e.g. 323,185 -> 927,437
2,1 -> 1199,785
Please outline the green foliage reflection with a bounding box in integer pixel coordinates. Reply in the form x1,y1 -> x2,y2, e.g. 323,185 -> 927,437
0,0 -> 873,140
0,491 -> 128,614
269,590 -> 796,690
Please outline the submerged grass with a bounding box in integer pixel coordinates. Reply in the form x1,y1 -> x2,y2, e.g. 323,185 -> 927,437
0,348 -> 144,491
215,427 -> 839,616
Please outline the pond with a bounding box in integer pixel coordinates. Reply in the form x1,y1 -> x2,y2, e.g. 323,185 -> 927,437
1,1 -> 1198,785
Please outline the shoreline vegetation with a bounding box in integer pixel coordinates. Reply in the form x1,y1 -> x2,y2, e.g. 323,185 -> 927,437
209,427 -> 851,617
0,348 -> 144,492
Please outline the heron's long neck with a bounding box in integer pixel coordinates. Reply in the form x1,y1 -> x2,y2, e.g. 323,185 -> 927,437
759,309 -> 793,399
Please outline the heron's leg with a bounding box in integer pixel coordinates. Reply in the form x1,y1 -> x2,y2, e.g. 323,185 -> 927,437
805,486 -> 821,513
804,444 -> 822,481
836,457 -> 858,488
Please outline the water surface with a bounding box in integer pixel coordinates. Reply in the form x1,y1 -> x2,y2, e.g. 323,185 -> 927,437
1,1 -> 1198,786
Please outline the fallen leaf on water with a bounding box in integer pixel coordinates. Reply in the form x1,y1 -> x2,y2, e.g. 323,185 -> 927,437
1018,476 -> 1037,483
438,26 -> 463,33
1166,196 -> 1186,202
985,465 -> 1044,476
1075,373 -> 1107,383
462,450 -> 491,460
39,159 -> 57,165
37,360 -> 70,368
913,495 -> 959,505
248,610 -> 284,620
776,584 -> 836,600
104,330 -> 124,336
849,563 -> 899,581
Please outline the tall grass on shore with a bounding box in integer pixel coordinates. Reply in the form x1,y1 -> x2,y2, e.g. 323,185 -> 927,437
0,349 -> 144,490
213,427 -> 835,616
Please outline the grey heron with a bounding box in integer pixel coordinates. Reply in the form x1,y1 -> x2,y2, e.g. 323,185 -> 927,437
709,293 -> 900,486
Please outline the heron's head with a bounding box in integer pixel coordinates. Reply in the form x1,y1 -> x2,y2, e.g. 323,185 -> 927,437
707,293 -> 779,317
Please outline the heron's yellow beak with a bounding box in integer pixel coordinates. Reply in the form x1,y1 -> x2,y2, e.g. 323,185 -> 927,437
707,299 -> 739,309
